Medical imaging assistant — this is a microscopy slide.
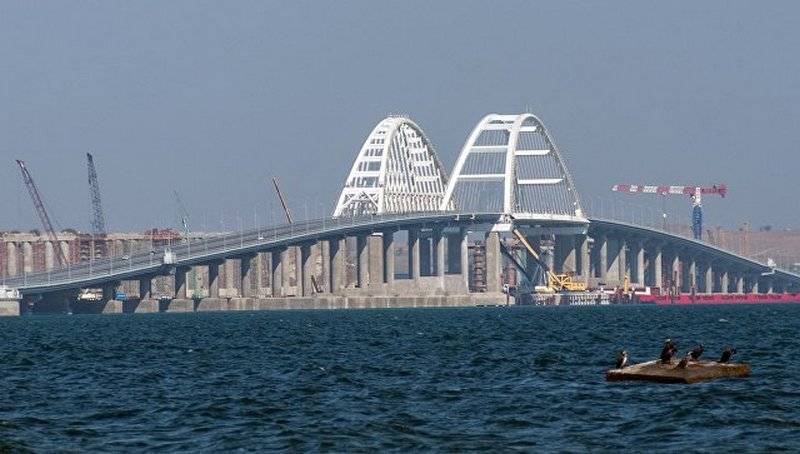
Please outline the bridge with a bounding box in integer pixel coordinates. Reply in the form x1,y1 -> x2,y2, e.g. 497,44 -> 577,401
2,113 -> 799,315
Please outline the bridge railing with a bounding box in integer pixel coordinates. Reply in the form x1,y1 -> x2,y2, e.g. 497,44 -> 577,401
4,210 -> 478,290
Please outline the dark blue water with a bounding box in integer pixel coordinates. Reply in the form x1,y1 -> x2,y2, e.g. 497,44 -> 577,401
2,304 -> 800,451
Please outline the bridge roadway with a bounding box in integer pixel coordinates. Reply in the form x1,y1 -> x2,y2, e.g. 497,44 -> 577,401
6,212 -> 800,298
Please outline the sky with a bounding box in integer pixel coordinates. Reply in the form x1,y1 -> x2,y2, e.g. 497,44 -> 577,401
1,1 -> 798,233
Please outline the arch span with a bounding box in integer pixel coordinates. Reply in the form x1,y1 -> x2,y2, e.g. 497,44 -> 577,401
333,116 -> 451,217
441,113 -> 585,223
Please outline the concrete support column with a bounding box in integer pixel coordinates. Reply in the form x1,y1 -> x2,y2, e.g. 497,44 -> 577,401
368,234 -> 383,288
330,238 -> 346,292
23,242 -> 33,274
174,266 -> 189,299
598,235 -> 608,280
320,240 -> 331,293
60,241 -> 70,265
139,277 -> 152,300
240,254 -> 256,298
434,229 -> 445,278
687,257 -> 697,293
485,231 -> 502,293
208,261 -> 221,298
293,246 -> 303,294
735,273 -> 744,293
704,262 -> 713,293
408,229 -> 421,281
271,249 -> 284,297
634,241 -> 645,285
576,235 -> 589,281
44,241 -> 55,271
356,235 -> 369,288
652,245 -> 663,289
281,248 -> 293,295
670,253 -> 681,291
224,258 -> 240,297
419,236 -> 432,276
6,242 -> 17,277
383,231 -> 395,285
720,269 -> 730,293
300,243 -> 314,296
617,238 -> 627,283
750,276 -> 760,294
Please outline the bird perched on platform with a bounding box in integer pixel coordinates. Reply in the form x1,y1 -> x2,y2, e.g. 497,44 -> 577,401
660,339 -> 677,364
719,347 -> 737,363
616,350 -> 628,369
690,344 -> 704,361
675,351 -> 692,369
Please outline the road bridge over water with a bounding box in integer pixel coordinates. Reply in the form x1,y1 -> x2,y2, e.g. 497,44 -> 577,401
2,113 -> 799,315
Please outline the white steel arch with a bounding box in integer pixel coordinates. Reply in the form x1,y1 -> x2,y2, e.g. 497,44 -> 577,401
441,113 -> 586,222
333,116 -> 451,217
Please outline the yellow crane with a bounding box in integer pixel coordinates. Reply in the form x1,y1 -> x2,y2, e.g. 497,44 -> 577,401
511,228 -> 587,293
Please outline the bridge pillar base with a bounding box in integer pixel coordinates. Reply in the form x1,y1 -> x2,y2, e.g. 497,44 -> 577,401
0,299 -> 22,316
197,297 -> 228,312
160,298 -> 194,313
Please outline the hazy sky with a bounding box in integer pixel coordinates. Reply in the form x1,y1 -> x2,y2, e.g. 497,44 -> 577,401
2,1 -> 798,233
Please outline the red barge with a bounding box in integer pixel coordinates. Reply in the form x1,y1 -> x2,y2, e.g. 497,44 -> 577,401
638,292 -> 800,305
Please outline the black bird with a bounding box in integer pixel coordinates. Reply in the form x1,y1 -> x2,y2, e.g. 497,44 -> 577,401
616,350 -> 628,369
719,347 -> 737,363
690,344 -> 704,361
675,351 -> 692,369
660,339 -> 676,364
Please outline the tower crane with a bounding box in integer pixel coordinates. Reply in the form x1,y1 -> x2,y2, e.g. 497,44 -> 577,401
15,159 -> 69,267
86,153 -> 107,236
611,184 -> 727,240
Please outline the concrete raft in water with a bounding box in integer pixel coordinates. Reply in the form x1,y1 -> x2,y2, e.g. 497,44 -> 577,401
606,359 -> 750,384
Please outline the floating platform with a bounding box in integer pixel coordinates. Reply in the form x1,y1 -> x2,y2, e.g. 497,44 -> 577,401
606,359 -> 750,384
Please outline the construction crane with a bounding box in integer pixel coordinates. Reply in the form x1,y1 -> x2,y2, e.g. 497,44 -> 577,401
15,160 -> 68,267
511,228 -> 587,292
173,190 -> 201,298
173,190 -> 191,236
611,184 -> 727,240
86,153 -> 107,235
271,177 -> 293,224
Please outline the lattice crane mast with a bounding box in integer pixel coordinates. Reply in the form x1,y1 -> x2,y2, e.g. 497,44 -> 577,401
15,159 -> 68,267
86,153 -> 107,235
611,184 -> 728,240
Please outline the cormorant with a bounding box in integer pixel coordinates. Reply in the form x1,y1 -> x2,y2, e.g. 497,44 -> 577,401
616,350 -> 628,369
675,352 -> 692,369
660,339 -> 677,364
690,344 -> 704,361
719,347 -> 737,363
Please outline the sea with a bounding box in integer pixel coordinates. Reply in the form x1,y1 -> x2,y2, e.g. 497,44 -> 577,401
2,304 -> 799,452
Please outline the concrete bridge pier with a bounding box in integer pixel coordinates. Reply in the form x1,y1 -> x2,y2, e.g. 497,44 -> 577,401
368,234 -> 384,290
356,234 -> 369,289
383,231 -> 395,286
329,238 -> 346,294
719,269 -> 730,293
300,243 -> 316,297
271,248 -> 285,297
409,228 -> 421,282
419,234 -> 432,277
485,231 -> 502,293
576,234 -> 589,284
645,242 -> 663,289
632,240 -> 644,286
433,228 -> 445,283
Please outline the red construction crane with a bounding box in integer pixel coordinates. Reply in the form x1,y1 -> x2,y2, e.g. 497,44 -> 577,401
611,184 -> 727,240
15,159 -> 69,267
